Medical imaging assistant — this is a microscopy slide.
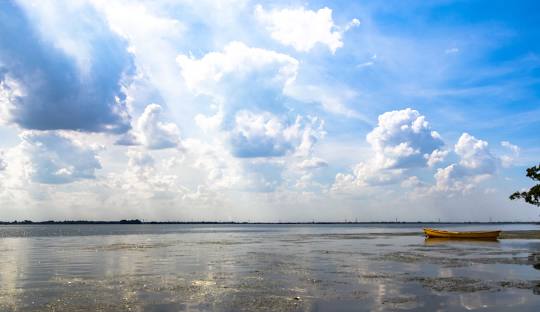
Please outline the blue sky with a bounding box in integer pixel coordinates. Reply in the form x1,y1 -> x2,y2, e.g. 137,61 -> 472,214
0,0 -> 539,221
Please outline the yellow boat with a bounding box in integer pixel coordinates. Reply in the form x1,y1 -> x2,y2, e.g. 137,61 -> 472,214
423,228 -> 501,240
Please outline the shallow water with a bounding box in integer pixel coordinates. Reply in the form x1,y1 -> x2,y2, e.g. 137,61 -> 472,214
1,224 -> 540,311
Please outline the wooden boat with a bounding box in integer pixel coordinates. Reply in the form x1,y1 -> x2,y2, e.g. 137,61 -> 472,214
423,228 -> 501,239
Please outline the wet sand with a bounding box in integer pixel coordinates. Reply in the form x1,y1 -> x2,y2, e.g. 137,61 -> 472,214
500,230 -> 540,239
1,224 -> 539,311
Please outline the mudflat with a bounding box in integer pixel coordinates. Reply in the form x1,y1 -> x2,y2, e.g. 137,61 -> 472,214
1,224 -> 539,311
500,230 -> 540,239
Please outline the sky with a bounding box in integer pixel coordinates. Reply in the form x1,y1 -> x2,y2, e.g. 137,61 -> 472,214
0,0 -> 539,222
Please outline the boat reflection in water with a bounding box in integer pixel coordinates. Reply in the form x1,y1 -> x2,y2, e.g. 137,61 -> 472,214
424,237 -> 500,245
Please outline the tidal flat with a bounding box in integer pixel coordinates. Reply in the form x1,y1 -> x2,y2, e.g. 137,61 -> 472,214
1,224 -> 540,311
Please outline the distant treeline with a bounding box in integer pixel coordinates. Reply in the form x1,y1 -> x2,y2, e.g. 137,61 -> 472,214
0,220 -> 538,225
0,219 -> 144,225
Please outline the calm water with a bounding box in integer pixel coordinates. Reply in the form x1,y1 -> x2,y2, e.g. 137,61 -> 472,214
1,224 -> 540,311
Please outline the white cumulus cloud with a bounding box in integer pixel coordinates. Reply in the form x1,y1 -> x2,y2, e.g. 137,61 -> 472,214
118,104 -> 182,150
401,176 -> 423,188
433,133 -> 497,193
500,141 -> 520,167
433,164 -> 473,193
104,148 -> 187,203
184,138 -> 244,190
426,149 -> 449,167
331,108 -> 443,193
255,5 -> 359,53
177,41 -> 298,95
16,131 -> 102,184
366,108 -> 444,169
501,141 -> 520,154
454,133 -> 497,174
229,110 -> 324,158
296,157 -> 328,170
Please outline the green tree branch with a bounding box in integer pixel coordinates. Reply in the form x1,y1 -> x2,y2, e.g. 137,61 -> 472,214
510,164 -> 540,207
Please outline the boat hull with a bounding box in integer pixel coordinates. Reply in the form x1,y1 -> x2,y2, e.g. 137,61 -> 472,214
423,228 -> 501,239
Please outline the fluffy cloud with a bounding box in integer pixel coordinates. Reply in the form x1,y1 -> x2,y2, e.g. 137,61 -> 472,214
426,149 -> 449,167
195,107 -> 224,133
433,164 -> 483,194
501,141 -> 520,154
296,157 -> 328,170
255,5 -> 359,53
103,149 -> 187,203
433,133 -> 497,193
15,131 -> 102,184
331,163 -> 402,195
177,41 -> 328,189
186,109 -> 327,194
350,162 -> 403,188
455,133 -> 497,174
229,111 -> 324,158
401,176 -> 424,188
367,108 -> 444,169
117,104 -> 181,149
0,1 -> 133,133
184,138 -> 244,189
177,41 -> 298,96
127,149 -> 155,173
122,149 -> 174,192
331,108 -> 444,193
91,0 -> 184,42
136,104 -> 181,149
500,141 -> 520,167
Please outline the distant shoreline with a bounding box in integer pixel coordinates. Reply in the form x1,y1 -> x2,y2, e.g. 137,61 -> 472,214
1,220 -> 539,225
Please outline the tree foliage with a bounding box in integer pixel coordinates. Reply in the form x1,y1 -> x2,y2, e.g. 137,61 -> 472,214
510,164 -> 540,207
